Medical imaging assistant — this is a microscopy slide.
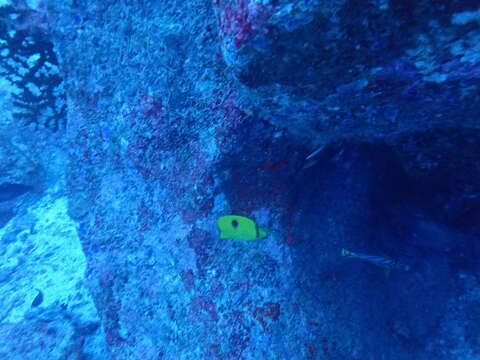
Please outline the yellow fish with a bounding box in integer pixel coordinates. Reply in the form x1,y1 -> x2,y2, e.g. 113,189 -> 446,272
217,215 -> 267,241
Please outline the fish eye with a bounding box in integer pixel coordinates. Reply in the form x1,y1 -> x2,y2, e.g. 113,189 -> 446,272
231,220 -> 238,228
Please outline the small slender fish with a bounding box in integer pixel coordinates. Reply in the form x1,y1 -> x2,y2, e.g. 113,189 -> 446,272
306,146 -> 324,160
341,248 -> 410,271
303,145 -> 326,169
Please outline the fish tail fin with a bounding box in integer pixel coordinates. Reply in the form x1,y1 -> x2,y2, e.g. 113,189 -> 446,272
258,227 -> 267,238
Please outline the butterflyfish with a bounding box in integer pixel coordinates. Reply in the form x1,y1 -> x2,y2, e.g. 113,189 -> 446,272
217,215 -> 267,241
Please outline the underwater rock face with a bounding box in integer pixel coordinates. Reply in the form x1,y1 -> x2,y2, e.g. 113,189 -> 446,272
213,0 -> 480,211
216,0 -> 480,138
0,138 -> 39,227
0,183 -> 32,202
6,0 -> 476,359
0,191 -> 107,359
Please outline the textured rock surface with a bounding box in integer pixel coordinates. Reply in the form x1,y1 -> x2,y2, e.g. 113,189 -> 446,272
0,120 -> 106,358
0,137 -> 39,226
0,8 -> 105,354
1,0 -> 479,359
